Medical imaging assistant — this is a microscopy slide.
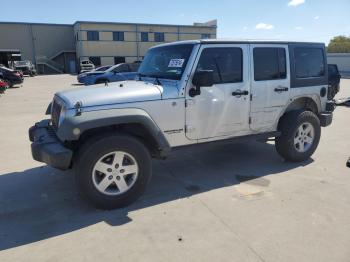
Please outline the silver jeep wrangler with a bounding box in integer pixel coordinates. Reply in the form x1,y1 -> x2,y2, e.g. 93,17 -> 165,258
29,40 -> 333,209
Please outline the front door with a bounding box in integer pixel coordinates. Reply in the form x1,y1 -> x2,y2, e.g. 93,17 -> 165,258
185,44 -> 250,140
249,44 -> 291,131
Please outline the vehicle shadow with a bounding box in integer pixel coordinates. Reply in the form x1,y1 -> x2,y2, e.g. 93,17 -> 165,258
0,140 -> 312,251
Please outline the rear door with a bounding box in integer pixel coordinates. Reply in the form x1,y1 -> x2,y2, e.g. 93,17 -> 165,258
249,44 -> 290,131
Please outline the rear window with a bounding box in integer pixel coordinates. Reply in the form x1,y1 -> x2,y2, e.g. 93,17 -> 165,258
253,48 -> 286,81
295,48 -> 325,78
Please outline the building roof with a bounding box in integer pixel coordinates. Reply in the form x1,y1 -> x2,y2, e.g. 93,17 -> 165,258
74,20 -> 217,28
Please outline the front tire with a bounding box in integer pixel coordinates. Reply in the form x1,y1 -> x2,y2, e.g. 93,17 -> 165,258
276,110 -> 321,162
75,133 -> 152,209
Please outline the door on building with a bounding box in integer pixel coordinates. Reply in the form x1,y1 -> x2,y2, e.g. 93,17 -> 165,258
185,44 -> 251,140
69,60 -> 76,74
249,44 -> 290,131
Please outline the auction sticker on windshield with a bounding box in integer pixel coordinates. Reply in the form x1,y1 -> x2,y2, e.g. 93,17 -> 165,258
168,59 -> 185,68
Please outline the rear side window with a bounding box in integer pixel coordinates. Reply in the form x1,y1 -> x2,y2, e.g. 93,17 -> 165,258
196,47 -> 243,84
114,64 -> 129,73
295,48 -> 325,78
254,48 -> 286,81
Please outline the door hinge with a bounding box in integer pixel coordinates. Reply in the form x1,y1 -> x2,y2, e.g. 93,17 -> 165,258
250,94 -> 253,101
249,117 -> 252,124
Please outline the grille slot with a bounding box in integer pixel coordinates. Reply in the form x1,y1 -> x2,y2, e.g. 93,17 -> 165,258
51,100 -> 62,130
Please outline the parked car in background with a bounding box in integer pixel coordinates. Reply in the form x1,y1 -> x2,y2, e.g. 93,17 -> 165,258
80,60 -> 95,73
14,60 -> 37,76
83,63 -> 140,85
0,66 -> 23,87
77,65 -> 112,83
328,64 -> 341,99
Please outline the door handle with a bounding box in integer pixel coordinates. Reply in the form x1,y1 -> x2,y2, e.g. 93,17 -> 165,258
232,90 -> 249,96
274,87 -> 289,92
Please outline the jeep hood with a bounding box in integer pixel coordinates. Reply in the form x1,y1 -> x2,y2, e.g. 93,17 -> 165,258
56,80 -> 162,109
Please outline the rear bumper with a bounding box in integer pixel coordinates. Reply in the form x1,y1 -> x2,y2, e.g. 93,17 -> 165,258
319,111 -> 333,127
29,120 -> 73,170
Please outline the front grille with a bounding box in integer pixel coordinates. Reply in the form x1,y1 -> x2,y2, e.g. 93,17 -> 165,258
51,99 -> 62,130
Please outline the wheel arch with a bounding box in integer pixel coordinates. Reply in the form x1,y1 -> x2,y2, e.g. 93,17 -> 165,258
276,95 -> 321,130
57,108 -> 171,159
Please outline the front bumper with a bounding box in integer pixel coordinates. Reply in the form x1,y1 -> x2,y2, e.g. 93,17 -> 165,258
29,120 -> 73,170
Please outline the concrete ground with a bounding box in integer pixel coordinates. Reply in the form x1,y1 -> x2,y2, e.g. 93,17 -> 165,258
0,75 -> 349,262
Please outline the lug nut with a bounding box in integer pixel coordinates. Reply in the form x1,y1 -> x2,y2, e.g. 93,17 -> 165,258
115,164 -> 119,169
107,168 -> 112,172
116,176 -> 121,180
120,169 -> 125,174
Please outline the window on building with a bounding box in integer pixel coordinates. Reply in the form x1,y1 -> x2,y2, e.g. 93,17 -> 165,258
154,32 -> 165,42
253,48 -> 286,81
87,31 -> 99,41
141,32 -> 149,42
201,34 -> 211,39
114,56 -> 126,65
113,31 -> 124,41
294,47 -> 325,78
196,47 -> 243,84
89,56 -> 101,66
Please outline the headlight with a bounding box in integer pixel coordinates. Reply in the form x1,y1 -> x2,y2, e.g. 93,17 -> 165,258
58,106 -> 66,127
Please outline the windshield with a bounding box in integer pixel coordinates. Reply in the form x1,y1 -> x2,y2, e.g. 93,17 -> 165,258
95,65 -> 111,71
138,44 -> 194,80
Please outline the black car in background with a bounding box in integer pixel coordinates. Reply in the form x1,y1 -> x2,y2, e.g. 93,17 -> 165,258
328,64 -> 341,99
0,66 -> 24,87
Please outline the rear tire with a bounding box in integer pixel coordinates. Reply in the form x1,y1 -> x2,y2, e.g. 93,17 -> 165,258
276,110 -> 321,162
75,133 -> 152,209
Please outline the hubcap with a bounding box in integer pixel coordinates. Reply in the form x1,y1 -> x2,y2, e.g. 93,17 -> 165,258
294,122 -> 315,153
92,151 -> 139,196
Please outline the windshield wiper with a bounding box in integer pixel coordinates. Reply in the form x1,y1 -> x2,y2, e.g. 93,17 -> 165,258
137,73 -> 148,81
154,77 -> 162,85
138,73 -> 162,85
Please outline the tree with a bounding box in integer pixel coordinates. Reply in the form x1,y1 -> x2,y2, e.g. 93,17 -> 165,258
327,36 -> 350,53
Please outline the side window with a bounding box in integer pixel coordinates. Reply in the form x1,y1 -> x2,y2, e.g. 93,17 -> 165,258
114,64 -> 129,73
129,63 -> 140,72
196,47 -> 243,84
87,31 -> 99,41
254,48 -> 286,81
295,48 -> 325,78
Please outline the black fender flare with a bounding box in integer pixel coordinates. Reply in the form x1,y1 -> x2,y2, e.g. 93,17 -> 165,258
57,108 -> 171,157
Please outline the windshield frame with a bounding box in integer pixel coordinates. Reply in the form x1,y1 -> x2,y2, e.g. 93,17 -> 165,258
138,44 -> 195,81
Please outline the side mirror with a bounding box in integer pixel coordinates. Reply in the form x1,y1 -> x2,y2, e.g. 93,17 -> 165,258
190,70 -> 214,97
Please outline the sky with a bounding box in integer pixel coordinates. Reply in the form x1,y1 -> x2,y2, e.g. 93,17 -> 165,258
1,0 -> 349,44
